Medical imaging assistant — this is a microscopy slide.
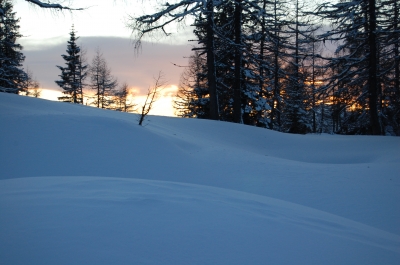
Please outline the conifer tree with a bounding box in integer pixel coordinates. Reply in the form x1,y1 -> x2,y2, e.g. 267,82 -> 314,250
0,0 -> 27,94
56,25 -> 86,103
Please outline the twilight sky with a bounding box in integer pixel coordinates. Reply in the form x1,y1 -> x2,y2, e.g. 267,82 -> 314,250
14,0 -> 196,116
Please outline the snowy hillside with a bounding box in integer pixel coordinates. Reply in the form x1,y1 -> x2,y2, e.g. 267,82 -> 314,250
0,93 -> 399,265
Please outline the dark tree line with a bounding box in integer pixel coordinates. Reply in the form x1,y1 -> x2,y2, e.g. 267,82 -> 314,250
2,0 -> 399,135
131,0 -> 400,135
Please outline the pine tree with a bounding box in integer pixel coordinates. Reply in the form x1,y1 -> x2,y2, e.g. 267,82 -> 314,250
0,0 -> 27,94
56,25 -> 86,103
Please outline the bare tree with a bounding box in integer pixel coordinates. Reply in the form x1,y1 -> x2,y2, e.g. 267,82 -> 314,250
114,82 -> 136,112
138,72 -> 167,126
20,68 -> 41,97
89,48 -> 118,109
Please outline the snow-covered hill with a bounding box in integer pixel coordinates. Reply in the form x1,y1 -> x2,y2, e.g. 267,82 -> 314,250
1,93 -> 399,265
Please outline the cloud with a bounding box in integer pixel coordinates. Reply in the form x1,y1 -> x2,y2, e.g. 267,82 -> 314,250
23,36 -> 194,96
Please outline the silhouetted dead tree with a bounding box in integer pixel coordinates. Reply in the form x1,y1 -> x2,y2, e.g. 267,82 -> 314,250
138,71 -> 167,126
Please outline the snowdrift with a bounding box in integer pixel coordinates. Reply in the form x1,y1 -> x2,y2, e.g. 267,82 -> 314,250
0,93 -> 399,265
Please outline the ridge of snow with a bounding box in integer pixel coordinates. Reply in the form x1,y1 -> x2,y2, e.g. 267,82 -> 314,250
0,93 -> 399,264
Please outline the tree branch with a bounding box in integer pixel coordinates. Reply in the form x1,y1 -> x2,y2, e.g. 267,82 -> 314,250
25,0 -> 85,11
138,71 -> 167,125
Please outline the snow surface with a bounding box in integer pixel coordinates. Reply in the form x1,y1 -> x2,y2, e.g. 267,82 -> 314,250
0,93 -> 399,264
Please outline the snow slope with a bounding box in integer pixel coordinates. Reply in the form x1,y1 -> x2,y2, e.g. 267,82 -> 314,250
0,93 -> 399,264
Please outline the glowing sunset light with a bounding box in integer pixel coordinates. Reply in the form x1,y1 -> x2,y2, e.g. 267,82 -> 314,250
34,86 -> 178,118
132,85 -> 179,117
14,0 -> 193,118
38,88 -> 62,101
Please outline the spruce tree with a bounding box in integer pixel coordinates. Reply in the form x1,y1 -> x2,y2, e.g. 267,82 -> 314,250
0,0 -> 27,94
56,25 -> 86,103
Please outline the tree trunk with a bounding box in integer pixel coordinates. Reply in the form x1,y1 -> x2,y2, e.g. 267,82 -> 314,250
271,0 -> 281,129
257,0 -> 267,126
395,0 -> 400,102
367,0 -> 381,134
312,37 -> 316,133
233,0 -> 243,123
206,0 -> 219,120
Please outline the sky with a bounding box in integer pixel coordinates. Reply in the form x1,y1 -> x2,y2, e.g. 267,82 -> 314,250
14,0 -> 196,116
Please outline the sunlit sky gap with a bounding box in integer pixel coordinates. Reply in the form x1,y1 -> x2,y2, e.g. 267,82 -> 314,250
14,0 -> 196,116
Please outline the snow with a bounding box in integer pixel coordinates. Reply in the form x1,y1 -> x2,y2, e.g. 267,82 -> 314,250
0,93 -> 399,264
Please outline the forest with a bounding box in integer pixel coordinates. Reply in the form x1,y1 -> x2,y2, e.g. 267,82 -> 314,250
1,0 -> 399,135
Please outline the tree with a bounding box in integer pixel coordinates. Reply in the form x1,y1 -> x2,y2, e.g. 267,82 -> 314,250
113,82 -> 136,112
232,0 -> 243,123
172,0 -> 303,128
378,0 -> 400,135
316,0 -> 382,134
89,49 -> 117,109
20,67 -> 41,97
0,0 -> 27,94
253,0 -> 292,130
281,0 -> 318,134
129,0 -> 221,120
56,25 -> 86,103
76,45 -> 88,104
302,31 -> 326,133
138,72 -> 166,126
189,1 -> 270,125
192,3 -> 235,121
173,50 -> 209,118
